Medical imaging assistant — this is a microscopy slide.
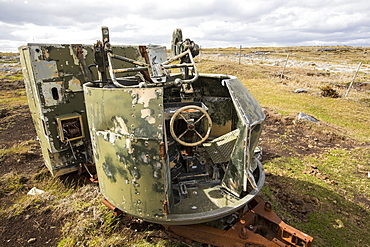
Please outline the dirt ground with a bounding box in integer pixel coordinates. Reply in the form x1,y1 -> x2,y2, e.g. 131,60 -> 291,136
0,76 -> 367,246
260,109 -> 366,223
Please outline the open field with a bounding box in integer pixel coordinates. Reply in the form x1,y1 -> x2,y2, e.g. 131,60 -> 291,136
0,47 -> 369,246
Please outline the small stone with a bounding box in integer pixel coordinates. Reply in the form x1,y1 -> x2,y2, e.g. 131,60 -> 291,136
294,88 -> 308,93
28,238 -> 37,244
303,195 -> 311,203
297,112 -> 319,123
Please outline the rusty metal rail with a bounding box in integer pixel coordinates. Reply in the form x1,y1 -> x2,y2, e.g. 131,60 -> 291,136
102,184 -> 313,246
164,196 -> 313,247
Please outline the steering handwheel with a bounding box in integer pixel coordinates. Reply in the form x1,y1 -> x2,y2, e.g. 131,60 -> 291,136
170,105 -> 212,147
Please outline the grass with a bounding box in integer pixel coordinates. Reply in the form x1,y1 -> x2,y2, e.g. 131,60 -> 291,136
0,90 -> 27,110
262,148 -> 370,247
0,71 -> 23,81
198,60 -> 370,142
0,140 -> 38,161
0,172 -> 28,197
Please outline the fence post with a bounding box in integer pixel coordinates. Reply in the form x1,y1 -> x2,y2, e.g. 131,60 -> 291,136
280,54 -> 290,80
345,62 -> 362,97
199,45 -> 202,63
239,45 -> 242,65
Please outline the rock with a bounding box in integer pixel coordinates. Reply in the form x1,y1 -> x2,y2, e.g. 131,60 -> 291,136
297,112 -> 319,123
27,187 -> 45,195
294,88 -> 308,93
27,238 -> 37,243
0,68 -> 13,72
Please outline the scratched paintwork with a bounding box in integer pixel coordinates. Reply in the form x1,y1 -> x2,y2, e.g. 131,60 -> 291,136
84,84 -> 168,220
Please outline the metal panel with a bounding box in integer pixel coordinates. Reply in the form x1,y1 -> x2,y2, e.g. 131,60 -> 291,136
84,84 -> 168,221
221,77 -> 265,195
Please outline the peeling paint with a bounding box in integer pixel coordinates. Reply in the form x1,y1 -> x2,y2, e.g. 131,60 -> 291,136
97,131 -> 119,144
140,109 -> 156,124
152,161 -> 162,179
68,76 -> 82,91
82,48 -> 88,59
34,61 -> 58,79
111,116 -> 129,135
141,152 -> 149,164
133,89 -> 158,107
41,81 -> 63,106
126,138 -> 134,154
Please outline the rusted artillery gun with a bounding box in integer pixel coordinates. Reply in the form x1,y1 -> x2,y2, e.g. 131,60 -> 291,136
19,27 -> 313,246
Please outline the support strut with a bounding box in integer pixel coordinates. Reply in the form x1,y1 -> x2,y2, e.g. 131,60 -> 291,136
164,196 -> 313,247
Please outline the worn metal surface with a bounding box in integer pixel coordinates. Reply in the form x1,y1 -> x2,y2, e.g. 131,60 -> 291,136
19,43 -> 148,176
84,84 -> 168,221
83,71 -> 266,224
19,44 -> 95,176
222,77 -> 265,194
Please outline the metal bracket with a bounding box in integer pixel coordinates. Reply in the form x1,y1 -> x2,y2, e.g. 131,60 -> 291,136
164,196 -> 313,247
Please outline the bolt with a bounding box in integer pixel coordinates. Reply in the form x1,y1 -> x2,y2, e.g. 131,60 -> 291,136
264,202 -> 272,212
239,226 -> 248,239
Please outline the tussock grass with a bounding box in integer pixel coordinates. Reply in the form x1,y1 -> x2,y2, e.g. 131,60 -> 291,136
198,50 -> 370,247
0,139 -> 38,161
263,147 -> 370,247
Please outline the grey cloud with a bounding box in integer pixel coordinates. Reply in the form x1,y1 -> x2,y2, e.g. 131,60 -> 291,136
0,1 -> 115,26
1,0 -> 370,52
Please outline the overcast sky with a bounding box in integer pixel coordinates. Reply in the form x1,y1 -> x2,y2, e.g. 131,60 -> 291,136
1,0 -> 370,52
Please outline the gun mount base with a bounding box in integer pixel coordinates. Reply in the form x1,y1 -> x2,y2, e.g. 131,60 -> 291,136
163,196 -> 313,247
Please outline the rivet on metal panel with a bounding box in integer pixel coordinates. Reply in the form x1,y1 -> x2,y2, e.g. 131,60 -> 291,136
239,226 -> 249,239
264,201 -> 272,212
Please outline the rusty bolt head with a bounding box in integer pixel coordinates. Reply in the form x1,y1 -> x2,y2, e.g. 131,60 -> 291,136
264,202 -> 272,212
